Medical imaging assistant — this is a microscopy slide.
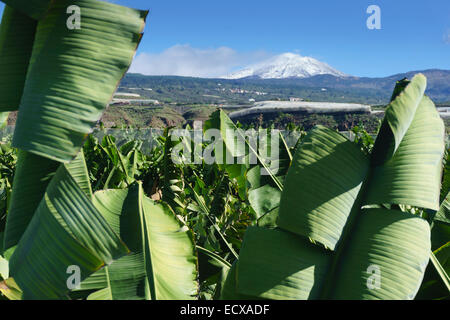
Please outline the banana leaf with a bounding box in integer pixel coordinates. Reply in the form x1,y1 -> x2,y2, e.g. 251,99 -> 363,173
0,0 -> 52,20
0,6 -> 36,111
78,182 -> 198,300
247,131 -> 292,225
3,151 -> 59,255
222,74 -> 446,300
3,164 -> 129,299
416,191 -> 450,299
3,150 -> 91,255
204,110 -> 283,199
12,0 -> 148,163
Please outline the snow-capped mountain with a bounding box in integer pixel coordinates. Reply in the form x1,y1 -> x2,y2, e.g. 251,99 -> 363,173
224,53 -> 347,79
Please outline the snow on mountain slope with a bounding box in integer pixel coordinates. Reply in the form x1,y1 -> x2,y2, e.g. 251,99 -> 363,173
224,53 -> 347,79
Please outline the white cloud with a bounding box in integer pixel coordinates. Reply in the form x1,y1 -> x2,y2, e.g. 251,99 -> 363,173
128,44 -> 272,78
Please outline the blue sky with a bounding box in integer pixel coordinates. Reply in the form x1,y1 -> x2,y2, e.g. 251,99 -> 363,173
0,0 -> 449,77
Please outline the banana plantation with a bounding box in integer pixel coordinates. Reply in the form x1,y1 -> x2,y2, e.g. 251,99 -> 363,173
0,0 -> 448,300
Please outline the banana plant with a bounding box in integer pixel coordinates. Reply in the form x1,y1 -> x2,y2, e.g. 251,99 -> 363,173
75,182 -> 198,300
1,0 -> 147,246
222,74 -> 446,300
247,130 -> 292,227
205,110 -> 286,203
83,135 -> 149,191
0,0 -> 151,299
1,0 -> 52,20
0,0 -> 147,163
430,193 -> 450,294
1,142 -> 200,300
205,110 -> 295,228
417,156 -> 450,299
1,154 -> 129,299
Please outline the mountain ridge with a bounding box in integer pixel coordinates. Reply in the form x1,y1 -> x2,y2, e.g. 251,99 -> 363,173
122,69 -> 450,103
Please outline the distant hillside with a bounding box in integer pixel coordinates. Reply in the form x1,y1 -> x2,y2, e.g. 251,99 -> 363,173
120,69 -> 450,105
274,69 -> 450,102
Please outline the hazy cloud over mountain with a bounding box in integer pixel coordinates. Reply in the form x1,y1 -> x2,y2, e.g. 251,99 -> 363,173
128,45 -> 271,78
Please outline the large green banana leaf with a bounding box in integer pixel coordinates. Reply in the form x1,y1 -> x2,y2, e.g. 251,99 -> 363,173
3,151 -> 59,256
0,0 -> 52,20
220,261 -> 255,300
77,182 -> 198,300
204,110 -> 250,199
3,150 -> 92,256
2,162 -> 129,299
364,94 -> 443,210
278,125 -> 370,250
65,150 -> 93,198
247,131 -> 292,225
204,109 -> 247,161
0,6 -> 36,111
222,74 -> 445,300
11,0 -> 148,163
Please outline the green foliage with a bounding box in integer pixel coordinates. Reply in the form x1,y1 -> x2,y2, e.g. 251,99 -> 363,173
0,0 -> 447,300
83,134 -> 151,191
0,143 -> 16,233
352,124 -> 376,154
221,74 -> 449,300
79,182 -> 198,300
0,107 -> 448,299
